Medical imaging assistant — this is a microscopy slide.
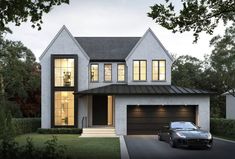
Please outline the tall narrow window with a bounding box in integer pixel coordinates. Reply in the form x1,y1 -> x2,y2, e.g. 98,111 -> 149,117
152,60 -> 166,81
133,60 -> 147,81
90,64 -> 99,82
159,60 -> 166,80
117,64 -> 125,82
54,91 -> 74,126
104,64 -> 112,82
54,59 -> 74,87
52,55 -> 77,128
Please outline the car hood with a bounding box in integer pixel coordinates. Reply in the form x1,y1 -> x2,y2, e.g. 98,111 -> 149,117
175,129 -> 211,139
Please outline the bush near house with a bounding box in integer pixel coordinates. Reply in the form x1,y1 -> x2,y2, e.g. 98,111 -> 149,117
12,118 -> 41,135
210,118 -> 235,138
38,128 -> 82,134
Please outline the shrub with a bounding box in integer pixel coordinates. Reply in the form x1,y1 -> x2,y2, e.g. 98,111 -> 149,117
38,128 -> 82,134
0,98 -> 22,118
12,118 -> 41,135
0,136 -> 70,159
210,118 -> 235,137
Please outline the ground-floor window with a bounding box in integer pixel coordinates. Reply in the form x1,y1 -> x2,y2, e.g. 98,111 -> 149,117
54,91 -> 74,126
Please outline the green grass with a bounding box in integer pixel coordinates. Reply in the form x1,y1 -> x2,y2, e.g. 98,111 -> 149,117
214,134 -> 235,141
15,134 -> 120,159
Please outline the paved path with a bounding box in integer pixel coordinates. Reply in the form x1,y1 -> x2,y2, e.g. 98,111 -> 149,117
125,135 -> 235,159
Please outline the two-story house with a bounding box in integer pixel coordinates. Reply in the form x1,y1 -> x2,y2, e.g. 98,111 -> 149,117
40,26 -> 213,136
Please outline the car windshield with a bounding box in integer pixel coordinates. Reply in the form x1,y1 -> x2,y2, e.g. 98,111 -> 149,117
171,122 -> 197,130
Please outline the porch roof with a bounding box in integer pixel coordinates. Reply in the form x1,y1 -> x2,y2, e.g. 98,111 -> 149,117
75,84 -> 215,96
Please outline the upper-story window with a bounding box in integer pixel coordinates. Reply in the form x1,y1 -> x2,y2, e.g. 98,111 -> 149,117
152,60 -> 166,81
54,58 -> 74,87
104,64 -> 112,82
90,64 -> 99,82
133,60 -> 147,81
117,64 -> 125,82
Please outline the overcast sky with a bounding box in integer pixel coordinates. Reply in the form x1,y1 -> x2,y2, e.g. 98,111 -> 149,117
5,0 -> 226,61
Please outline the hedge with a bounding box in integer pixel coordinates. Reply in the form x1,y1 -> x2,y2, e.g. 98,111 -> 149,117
210,118 -> 235,138
12,118 -> 41,135
38,128 -> 82,134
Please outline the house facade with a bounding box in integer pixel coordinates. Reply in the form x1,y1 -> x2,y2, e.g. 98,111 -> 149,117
223,91 -> 235,119
40,26 -> 212,135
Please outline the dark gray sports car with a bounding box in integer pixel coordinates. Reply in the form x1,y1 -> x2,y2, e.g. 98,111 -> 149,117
158,121 -> 213,149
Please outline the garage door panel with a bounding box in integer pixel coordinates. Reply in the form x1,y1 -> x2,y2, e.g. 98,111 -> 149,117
127,117 -> 195,124
127,113 -> 195,118
127,105 -> 196,135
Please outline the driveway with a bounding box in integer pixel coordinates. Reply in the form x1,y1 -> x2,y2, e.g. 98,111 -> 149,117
125,135 -> 235,159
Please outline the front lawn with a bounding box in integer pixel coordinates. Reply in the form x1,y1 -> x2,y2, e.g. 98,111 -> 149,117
15,134 -> 120,159
214,134 -> 235,141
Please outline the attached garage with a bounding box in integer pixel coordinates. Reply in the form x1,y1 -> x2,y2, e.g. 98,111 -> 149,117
127,105 -> 196,135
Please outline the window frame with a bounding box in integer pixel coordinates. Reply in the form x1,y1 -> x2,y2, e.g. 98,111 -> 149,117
104,64 -> 112,82
51,54 -> 78,128
117,63 -> 126,82
132,60 -> 147,81
152,59 -> 166,81
90,63 -> 99,82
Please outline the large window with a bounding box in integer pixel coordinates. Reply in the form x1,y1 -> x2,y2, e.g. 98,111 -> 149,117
54,59 -> 74,87
117,64 -> 125,82
54,91 -> 74,126
152,60 -> 166,81
104,64 -> 112,82
133,60 -> 147,81
52,55 -> 77,128
90,64 -> 99,82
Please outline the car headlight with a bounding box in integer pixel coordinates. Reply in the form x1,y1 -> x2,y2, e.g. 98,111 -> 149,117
207,133 -> 212,139
176,132 -> 186,138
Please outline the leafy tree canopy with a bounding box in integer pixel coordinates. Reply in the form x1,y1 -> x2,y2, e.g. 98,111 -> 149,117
0,35 -> 40,99
148,0 -> 235,42
209,26 -> 235,95
0,0 -> 69,33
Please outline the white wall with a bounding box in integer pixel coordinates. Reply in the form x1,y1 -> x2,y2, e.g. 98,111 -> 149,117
115,95 -> 210,135
40,27 -> 89,128
126,30 -> 173,85
226,95 -> 235,119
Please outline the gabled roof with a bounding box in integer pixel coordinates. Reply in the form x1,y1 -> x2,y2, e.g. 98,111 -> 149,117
222,89 -> 235,96
75,37 -> 140,61
125,28 -> 174,62
75,84 -> 215,96
39,25 -> 89,61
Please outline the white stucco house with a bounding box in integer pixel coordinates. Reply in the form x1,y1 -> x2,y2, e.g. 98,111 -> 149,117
222,91 -> 235,119
40,25 -> 213,136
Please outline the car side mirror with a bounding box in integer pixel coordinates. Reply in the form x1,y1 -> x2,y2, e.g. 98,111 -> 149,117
164,125 -> 170,129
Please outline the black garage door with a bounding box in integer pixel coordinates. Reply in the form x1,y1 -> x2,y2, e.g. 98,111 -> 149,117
127,105 -> 196,135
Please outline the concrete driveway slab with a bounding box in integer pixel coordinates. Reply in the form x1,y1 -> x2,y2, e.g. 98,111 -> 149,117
125,135 -> 235,159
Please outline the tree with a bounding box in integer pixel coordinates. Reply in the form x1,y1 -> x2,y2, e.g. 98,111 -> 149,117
0,35 -> 40,117
148,0 -> 235,42
0,0 -> 69,33
209,26 -> 235,96
172,55 -> 204,88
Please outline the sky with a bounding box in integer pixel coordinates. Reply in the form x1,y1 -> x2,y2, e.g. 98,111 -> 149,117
5,0 -> 227,61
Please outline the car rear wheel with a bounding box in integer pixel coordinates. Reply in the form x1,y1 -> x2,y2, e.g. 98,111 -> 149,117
169,137 -> 177,148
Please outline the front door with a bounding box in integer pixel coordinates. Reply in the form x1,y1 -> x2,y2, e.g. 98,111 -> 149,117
92,95 -> 108,125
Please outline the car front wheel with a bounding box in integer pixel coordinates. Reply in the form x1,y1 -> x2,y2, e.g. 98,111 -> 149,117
169,137 -> 177,148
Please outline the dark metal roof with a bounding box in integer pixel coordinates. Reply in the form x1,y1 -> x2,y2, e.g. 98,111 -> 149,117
75,37 -> 140,61
75,84 -> 215,96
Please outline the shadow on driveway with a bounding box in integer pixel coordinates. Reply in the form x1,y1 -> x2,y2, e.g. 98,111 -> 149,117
125,135 -> 235,159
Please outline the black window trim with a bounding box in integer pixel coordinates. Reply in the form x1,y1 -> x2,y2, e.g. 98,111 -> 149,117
132,60 -> 147,81
117,63 -> 126,82
152,59 -> 166,81
90,63 -> 99,83
51,54 -> 78,128
104,63 -> 112,82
